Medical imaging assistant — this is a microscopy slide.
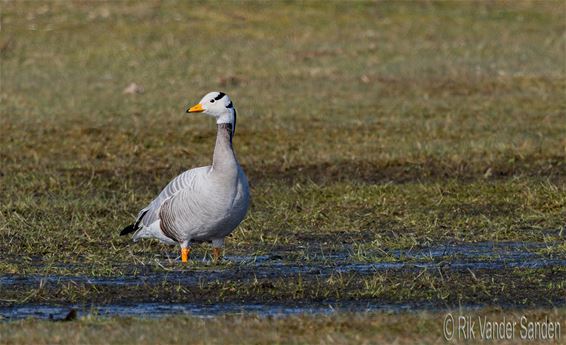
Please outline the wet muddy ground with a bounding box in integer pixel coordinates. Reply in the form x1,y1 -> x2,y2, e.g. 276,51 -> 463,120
1,241 -> 565,320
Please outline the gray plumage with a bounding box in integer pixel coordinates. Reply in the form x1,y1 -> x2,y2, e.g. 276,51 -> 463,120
123,92 -> 249,250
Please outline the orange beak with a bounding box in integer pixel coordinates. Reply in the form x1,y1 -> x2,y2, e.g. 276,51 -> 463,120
187,103 -> 204,113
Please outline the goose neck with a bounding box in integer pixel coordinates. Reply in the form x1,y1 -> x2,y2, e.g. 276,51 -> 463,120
212,123 -> 236,170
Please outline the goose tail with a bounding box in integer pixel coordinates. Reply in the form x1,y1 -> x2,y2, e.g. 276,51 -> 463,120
120,209 -> 148,236
120,223 -> 137,236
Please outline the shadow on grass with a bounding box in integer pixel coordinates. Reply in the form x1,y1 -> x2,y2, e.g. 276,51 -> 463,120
52,155 -> 566,188
236,156 -> 565,184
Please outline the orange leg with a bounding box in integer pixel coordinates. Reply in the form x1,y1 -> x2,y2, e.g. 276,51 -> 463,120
212,247 -> 222,263
181,247 -> 191,263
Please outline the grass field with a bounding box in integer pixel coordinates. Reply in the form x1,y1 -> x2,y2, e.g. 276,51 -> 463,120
0,0 -> 565,343
2,309 -> 564,345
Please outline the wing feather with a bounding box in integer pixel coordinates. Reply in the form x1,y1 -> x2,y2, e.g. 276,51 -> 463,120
158,186 -> 208,242
135,166 -> 210,228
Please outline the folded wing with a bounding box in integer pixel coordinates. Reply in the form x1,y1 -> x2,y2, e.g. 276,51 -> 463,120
129,166 -> 210,235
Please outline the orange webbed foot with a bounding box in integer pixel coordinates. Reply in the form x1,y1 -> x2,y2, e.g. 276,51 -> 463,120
181,247 -> 191,263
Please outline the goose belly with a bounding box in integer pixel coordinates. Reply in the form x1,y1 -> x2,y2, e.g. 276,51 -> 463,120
188,174 -> 249,241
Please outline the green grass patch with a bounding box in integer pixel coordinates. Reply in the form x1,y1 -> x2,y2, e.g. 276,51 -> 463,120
0,0 -> 565,316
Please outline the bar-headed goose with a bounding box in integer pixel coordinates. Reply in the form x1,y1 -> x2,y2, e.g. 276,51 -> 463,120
120,91 -> 250,263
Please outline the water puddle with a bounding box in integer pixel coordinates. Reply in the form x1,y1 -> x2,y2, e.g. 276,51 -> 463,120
0,241 -> 563,320
1,241 -> 561,287
2,256 -> 563,288
0,302 -> 421,321
389,241 -> 548,260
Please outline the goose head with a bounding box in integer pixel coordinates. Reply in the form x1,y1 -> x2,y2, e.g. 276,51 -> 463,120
187,91 -> 237,136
